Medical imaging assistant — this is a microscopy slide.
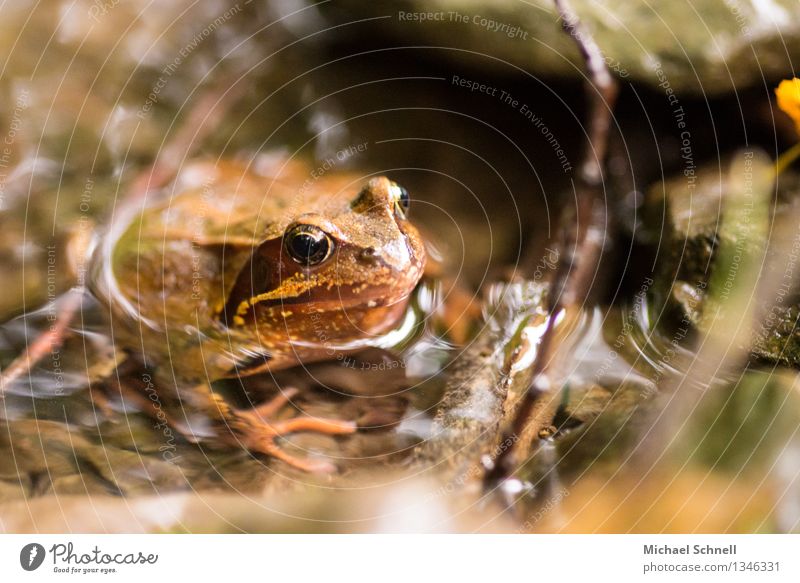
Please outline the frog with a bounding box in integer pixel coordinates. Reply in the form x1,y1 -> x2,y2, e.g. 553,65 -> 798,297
87,155 -> 427,472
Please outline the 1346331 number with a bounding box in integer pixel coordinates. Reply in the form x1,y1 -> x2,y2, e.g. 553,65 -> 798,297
735,561 -> 780,572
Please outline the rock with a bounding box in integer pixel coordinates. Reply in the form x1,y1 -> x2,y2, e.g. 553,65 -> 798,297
324,0 -> 800,94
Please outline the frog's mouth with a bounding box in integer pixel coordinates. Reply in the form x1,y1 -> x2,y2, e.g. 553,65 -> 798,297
218,260 -> 423,329
222,281 -> 417,328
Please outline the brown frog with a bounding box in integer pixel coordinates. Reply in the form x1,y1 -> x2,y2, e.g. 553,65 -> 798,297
89,156 -> 426,471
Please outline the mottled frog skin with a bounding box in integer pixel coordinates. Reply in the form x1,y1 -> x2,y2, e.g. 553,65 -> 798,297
90,156 -> 426,471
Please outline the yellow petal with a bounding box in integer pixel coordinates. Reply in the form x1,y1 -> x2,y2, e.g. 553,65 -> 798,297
776,78 -> 800,136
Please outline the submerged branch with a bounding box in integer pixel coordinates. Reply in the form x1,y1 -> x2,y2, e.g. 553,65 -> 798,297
0,289 -> 83,397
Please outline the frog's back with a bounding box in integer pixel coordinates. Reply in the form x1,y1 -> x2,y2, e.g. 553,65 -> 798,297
142,157 -> 362,247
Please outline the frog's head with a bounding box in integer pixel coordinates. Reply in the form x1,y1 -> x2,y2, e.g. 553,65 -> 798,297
221,177 -> 426,348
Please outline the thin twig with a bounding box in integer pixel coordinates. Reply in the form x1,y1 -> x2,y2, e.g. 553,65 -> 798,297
776,141 -> 800,175
484,0 -> 619,488
0,289 -> 83,396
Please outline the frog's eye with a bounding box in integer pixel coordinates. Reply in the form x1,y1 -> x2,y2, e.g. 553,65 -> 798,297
284,224 -> 333,266
390,182 -> 410,218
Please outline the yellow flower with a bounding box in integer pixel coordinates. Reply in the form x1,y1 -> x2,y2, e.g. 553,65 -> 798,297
776,78 -> 800,136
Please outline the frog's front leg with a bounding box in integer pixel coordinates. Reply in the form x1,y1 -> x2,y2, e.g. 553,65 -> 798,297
423,252 -> 482,345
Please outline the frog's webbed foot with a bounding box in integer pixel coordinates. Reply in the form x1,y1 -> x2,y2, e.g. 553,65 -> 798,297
226,388 -> 356,474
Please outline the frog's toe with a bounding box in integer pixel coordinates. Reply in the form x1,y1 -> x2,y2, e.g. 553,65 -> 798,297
270,416 -> 357,436
237,389 -> 356,436
257,441 -> 338,474
249,387 -> 300,418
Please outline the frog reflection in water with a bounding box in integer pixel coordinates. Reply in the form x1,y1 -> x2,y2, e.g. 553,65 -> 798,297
91,157 -> 426,472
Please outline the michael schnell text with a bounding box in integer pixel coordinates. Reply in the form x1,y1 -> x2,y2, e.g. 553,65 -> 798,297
644,544 -> 737,556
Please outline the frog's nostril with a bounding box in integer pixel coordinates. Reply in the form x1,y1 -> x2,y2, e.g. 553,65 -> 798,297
360,247 -> 378,262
